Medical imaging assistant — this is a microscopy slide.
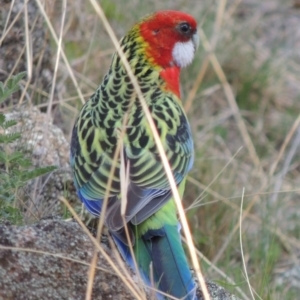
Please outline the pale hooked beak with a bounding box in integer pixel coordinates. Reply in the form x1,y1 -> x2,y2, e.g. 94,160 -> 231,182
192,31 -> 200,51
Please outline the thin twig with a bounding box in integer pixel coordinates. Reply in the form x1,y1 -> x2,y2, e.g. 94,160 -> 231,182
270,124 -> 300,204
46,0 -> 67,121
0,0 -> 22,46
269,113 -> 300,176
239,187 -> 256,300
34,0 -> 85,104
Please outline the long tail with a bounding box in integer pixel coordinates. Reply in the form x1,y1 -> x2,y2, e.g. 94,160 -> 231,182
113,224 -> 196,299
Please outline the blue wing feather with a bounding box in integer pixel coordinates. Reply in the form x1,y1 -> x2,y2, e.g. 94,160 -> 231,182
77,190 -> 103,216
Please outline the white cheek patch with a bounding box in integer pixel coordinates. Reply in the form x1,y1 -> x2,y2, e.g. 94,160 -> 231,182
172,40 -> 195,68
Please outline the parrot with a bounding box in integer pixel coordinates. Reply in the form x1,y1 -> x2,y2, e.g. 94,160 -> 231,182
70,10 -> 199,300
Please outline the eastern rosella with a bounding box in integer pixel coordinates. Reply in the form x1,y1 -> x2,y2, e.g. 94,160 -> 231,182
70,10 -> 199,300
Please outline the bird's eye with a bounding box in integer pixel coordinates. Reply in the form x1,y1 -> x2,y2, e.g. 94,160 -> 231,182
179,22 -> 191,34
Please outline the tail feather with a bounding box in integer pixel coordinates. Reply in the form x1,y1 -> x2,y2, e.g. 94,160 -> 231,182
112,232 -> 153,295
113,224 -> 196,300
139,224 -> 196,299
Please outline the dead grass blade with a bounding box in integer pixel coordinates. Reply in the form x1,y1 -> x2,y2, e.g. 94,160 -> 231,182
46,0 -> 67,122
239,187 -> 256,300
34,0 -> 85,104
0,244 -> 114,274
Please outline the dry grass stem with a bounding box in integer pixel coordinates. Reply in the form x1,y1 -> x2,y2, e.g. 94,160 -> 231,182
0,245 -> 112,274
34,0 -> 85,104
85,250 -> 98,300
269,113 -> 300,177
46,0 -> 67,121
189,146 -> 243,210
0,0 -> 22,46
239,187 -> 255,300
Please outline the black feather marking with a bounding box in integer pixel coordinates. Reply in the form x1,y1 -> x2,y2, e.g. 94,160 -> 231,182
131,106 -> 142,125
115,69 -> 121,79
100,106 -> 109,114
139,134 -> 149,148
148,144 -> 157,153
103,76 -> 109,86
108,136 -> 117,147
155,105 -> 163,112
114,95 -> 123,103
126,126 -> 134,136
123,75 -> 131,83
128,126 -> 140,142
81,126 -> 88,140
131,116 -> 142,127
115,54 -> 121,66
130,161 -> 161,181
108,100 -> 117,109
97,119 -> 104,128
86,119 -> 93,129
135,61 -> 142,70
109,88 -> 118,96
141,68 -> 153,78
106,127 -> 114,136
90,149 -> 97,162
101,87 -> 109,100
155,111 -> 165,120
122,103 -> 130,112
166,107 -> 174,118
123,44 -> 130,54
100,140 -> 110,152
166,134 -> 176,148
130,40 -> 137,50
165,118 -> 173,129
126,82 -> 134,91
86,131 -> 94,153
74,155 -> 81,167
113,77 -> 121,85
140,86 -> 150,94
127,53 -> 135,62
107,119 -> 115,128
128,145 -> 143,156
150,89 -> 162,101
78,119 -> 84,132
70,126 -> 79,157
152,119 -> 161,136
79,162 -> 91,181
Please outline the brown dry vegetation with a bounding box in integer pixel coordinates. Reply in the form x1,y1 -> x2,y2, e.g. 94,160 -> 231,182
1,0 -> 300,299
